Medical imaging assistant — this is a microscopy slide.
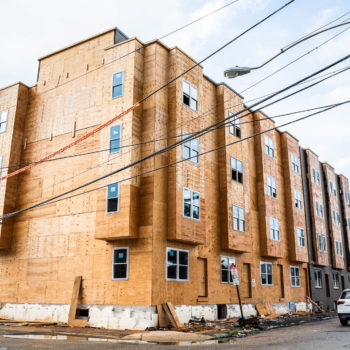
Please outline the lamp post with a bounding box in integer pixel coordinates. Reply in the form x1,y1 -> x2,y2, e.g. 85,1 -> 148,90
224,20 -> 350,79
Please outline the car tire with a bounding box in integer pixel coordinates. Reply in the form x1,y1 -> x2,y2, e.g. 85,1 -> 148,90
340,319 -> 348,326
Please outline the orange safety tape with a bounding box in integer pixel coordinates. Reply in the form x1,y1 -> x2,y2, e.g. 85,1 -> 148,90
0,102 -> 141,181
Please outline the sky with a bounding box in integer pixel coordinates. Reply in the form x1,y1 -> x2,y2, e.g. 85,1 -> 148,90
0,0 -> 349,178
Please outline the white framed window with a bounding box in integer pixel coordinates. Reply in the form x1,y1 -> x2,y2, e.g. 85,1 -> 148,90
315,200 -> 319,217
322,235 -> 327,252
264,135 -> 275,158
336,212 -> 341,226
231,157 -> 243,184
346,191 -> 350,205
267,176 -> 277,198
291,154 -> 299,174
329,181 -> 337,196
229,112 -> 241,138
233,205 -> 245,232
107,183 -> 120,213
317,233 -> 327,252
336,241 -> 343,257
333,272 -> 340,289
297,227 -> 305,247
0,110 -> 8,133
294,190 -> 302,209
316,171 -> 320,185
269,218 -> 280,241
183,188 -> 200,220
332,210 -> 336,224
182,80 -> 198,112
220,256 -> 236,284
312,168 -> 316,183
112,247 -> 129,280
290,266 -> 300,287
110,125 -> 122,153
315,270 -> 322,288
112,71 -> 124,98
166,248 -> 189,281
260,262 -> 273,286
320,204 -> 324,218
182,132 -> 199,163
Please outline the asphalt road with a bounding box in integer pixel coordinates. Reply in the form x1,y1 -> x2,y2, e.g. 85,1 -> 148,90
0,317 -> 348,349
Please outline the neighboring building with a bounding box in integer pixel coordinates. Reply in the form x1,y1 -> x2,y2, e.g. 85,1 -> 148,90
301,149 -> 350,311
0,28 -> 348,329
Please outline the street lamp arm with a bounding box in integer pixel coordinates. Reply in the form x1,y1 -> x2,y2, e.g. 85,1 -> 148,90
250,20 -> 350,70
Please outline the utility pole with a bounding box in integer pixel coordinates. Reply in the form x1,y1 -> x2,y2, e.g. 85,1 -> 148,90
230,263 -> 245,325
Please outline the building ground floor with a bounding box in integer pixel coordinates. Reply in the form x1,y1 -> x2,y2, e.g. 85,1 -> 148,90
308,263 -> 350,311
0,301 -> 312,330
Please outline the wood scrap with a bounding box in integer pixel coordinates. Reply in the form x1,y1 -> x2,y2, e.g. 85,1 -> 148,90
256,303 -> 278,319
68,276 -> 87,327
307,296 -> 324,313
157,304 -> 169,328
161,302 -> 182,328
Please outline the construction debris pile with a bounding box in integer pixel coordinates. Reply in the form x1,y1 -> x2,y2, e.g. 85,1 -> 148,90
155,302 -> 335,341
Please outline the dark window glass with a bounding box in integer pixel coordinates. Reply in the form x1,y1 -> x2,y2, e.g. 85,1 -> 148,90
113,264 -> 127,279
167,250 -> 177,265
112,72 -> 124,98
179,266 -> 188,280
114,248 -> 127,263
107,183 -> 119,213
179,251 -> 188,265
167,265 -> 177,279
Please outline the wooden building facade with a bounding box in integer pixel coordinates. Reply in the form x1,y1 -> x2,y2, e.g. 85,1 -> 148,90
0,28 -> 349,328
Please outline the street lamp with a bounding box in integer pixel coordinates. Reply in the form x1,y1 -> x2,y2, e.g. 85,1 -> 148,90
224,66 -> 251,78
224,20 -> 350,79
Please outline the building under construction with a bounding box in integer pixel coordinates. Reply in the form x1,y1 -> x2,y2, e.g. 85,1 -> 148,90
0,28 -> 349,329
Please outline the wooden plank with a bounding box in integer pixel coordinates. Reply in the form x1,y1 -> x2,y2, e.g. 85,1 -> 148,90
256,303 -> 269,316
266,302 -> 275,315
157,304 -> 168,328
166,302 -> 182,328
161,303 -> 177,328
68,276 -> 87,327
307,296 -> 324,313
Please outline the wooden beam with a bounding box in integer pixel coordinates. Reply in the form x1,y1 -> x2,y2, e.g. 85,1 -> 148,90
68,276 -> 87,327
307,296 -> 324,313
157,304 -> 169,328
165,302 -> 182,328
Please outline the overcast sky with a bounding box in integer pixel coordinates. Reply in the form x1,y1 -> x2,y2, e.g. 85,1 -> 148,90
0,0 -> 349,178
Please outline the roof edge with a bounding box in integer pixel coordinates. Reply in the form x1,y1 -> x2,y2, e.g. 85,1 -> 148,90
38,27 -> 116,61
0,81 -> 30,93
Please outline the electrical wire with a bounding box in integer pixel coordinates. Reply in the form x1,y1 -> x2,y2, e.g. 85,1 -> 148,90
158,0 -> 240,40
4,98 -> 349,221
1,96 -> 347,172
0,0 -> 295,183
2,51 -> 348,222
240,25 -> 350,93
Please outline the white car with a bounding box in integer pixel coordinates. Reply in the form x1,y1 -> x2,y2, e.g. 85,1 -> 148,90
337,289 -> 350,326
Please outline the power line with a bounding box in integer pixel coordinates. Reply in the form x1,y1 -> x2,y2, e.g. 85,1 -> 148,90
2,52 -> 348,222
158,0 -> 240,40
0,0 -> 243,134
0,0 -> 295,183
4,98 -> 349,221
1,98 -> 346,172
240,25 -> 350,93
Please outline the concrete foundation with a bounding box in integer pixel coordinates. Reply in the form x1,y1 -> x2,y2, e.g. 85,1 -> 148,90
0,302 -> 312,329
